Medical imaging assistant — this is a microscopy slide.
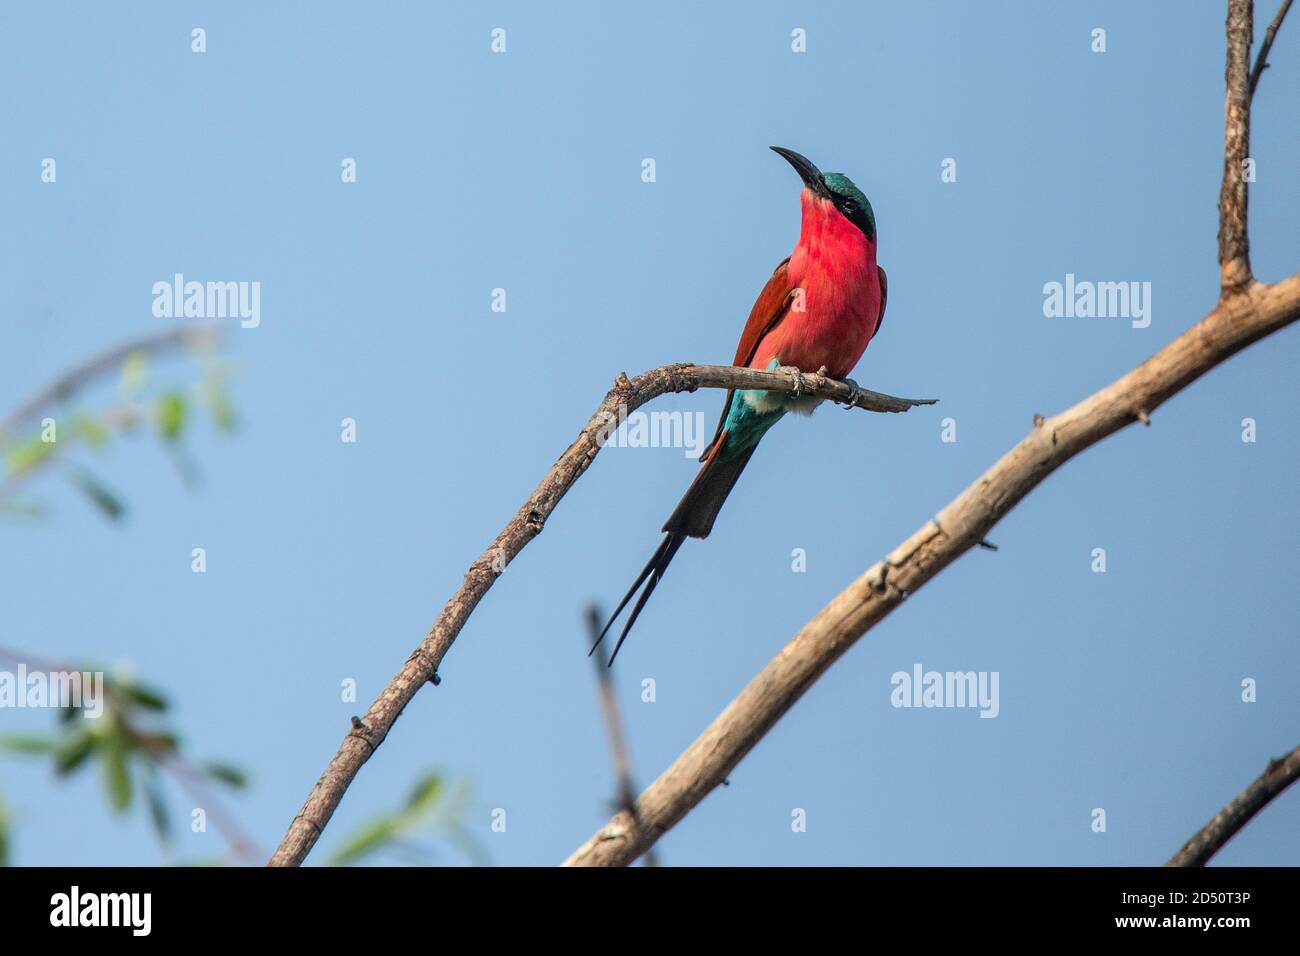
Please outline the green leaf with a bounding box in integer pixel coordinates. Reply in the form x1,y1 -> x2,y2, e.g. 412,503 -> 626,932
404,772 -> 443,814
120,351 -> 148,393
327,815 -> 400,867
210,396 -> 237,434
0,802 -> 9,867
204,762 -> 248,789
328,772 -> 474,866
5,435 -> 56,476
71,414 -> 110,449
69,471 -> 125,522
103,732 -> 133,812
204,378 -> 238,434
156,392 -> 186,442
0,735 -> 58,755
53,730 -> 97,776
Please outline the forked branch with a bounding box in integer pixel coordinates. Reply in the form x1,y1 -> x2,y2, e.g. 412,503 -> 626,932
563,277 -> 1300,866
268,366 -> 932,865
563,0 -> 1296,864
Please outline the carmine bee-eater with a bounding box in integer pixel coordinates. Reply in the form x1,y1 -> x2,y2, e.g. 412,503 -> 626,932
593,146 -> 887,664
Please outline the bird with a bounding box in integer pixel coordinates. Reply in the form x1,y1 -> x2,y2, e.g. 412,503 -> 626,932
592,146 -> 887,665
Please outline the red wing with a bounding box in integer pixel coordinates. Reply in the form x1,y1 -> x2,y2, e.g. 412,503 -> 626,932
875,265 -> 888,339
700,257 -> 796,460
732,257 -> 794,366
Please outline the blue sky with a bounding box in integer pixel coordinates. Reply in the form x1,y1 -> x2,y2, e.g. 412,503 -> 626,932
1,1 -> 1297,866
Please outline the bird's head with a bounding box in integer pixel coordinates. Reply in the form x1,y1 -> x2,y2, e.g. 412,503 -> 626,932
770,146 -> 876,242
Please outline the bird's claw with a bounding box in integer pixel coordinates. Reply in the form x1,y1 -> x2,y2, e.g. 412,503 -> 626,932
777,365 -> 805,397
839,377 -> 861,408
777,365 -> 859,406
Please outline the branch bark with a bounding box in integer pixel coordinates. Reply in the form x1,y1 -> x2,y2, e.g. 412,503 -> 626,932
1219,0 -> 1254,293
267,367 -> 932,866
562,275 -> 1300,866
1166,744 -> 1300,866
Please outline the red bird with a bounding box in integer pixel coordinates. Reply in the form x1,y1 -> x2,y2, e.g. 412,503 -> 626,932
594,147 -> 887,663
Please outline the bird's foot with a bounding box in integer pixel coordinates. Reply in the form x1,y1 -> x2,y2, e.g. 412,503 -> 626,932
777,365 -> 805,397
838,377 -> 861,408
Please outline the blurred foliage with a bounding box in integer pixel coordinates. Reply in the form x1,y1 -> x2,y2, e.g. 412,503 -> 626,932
0,348 -> 237,521
0,667 -> 247,859
328,771 -> 484,866
0,340 -> 252,865
67,470 -> 125,522
0,340 -> 473,869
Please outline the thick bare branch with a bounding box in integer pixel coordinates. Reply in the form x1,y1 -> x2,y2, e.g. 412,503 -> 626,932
267,365 -> 932,866
563,275 -> 1300,866
1167,744 -> 1300,866
1250,0 -> 1293,93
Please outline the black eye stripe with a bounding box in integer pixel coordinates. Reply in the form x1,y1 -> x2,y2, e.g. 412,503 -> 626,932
832,197 -> 875,241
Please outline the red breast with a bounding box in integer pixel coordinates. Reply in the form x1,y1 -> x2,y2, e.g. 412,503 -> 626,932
751,189 -> 881,379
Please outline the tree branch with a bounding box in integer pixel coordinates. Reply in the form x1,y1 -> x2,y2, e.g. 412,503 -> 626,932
275,0 -> 1294,869
1250,0 -> 1293,93
1166,744 -> 1300,866
0,323 -> 221,438
267,366 -> 932,866
563,274 -> 1300,866
1219,0 -> 1255,293
585,605 -> 657,866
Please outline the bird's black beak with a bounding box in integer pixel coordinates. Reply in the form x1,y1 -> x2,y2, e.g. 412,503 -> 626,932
771,146 -> 829,198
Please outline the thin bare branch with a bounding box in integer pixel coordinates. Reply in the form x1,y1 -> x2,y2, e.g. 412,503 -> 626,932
268,365 -> 932,866
1250,0 -> 1294,93
563,275 -> 1300,866
1166,744 -> 1300,866
585,605 -> 657,866
0,323 -> 221,438
1219,0 -> 1255,293
154,750 -> 261,864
